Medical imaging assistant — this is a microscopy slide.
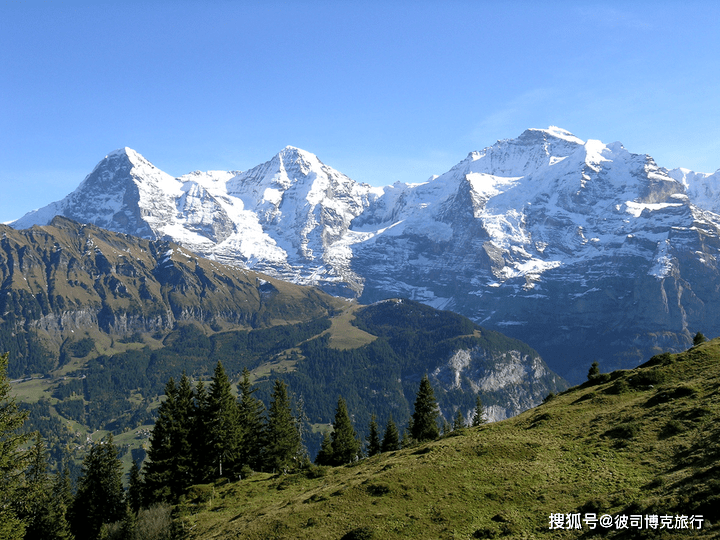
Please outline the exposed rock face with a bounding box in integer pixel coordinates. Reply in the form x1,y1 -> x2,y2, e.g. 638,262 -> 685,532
0,217 -> 342,351
11,128 -> 720,382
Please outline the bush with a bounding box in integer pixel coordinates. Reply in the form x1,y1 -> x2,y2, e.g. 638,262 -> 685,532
341,527 -> 375,540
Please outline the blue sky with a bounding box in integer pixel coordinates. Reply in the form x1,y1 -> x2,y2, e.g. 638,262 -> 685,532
2,1 -> 719,222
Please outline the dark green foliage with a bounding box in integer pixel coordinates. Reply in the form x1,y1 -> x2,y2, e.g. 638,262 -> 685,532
411,375 -> 440,442
127,460 -> 143,514
143,376 -> 195,503
314,432 -> 333,466
381,416 -> 400,452
587,361 -> 601,381
20,434 -> 73,540
693,331 -> 707,346
472,396 -> 487,427
453,409 -> 466,431
341,526 -> 376,540
263,380 -> 302,473
70,434 -> 126,540
237,368 -> 265,472
366,414 -> 381,457
0,352 -> 30,539
206,362 -> 240,478
328,397 -> 361,465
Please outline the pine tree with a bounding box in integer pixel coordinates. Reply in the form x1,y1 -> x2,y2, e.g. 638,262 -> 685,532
127,460 -> 143,515
471,396 -> 487,427
587,361 -> 601,382
411,375 -> 440,442
191,380 -> 213,484
329,397 -> 361,465
263,379 -> 301,473
453,409 -> 465,431
314,431 -> 333,466
366,415 -> 381,457
0,352 -> 30,540
693,331 -> 707,346
70,434 -> 127,540
207,361 -> 240,478
144,374 -> 196,503
381,416 -> 400,452
237,367 -> 265,472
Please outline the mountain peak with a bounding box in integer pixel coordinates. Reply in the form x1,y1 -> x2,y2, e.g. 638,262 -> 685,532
524,126 -> 584,145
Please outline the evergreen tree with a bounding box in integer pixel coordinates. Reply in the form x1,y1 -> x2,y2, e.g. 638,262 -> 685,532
329,397 -> 361,465
263,379 -> 301,473
471,396 -> 487,427
191,380 -> 213,483
453,409 -> 465,431
693,331 -> 707,346
127,460 -> 144,515
18,438 -> 71,540
587,361 -> 601,382
144,374 -> 196,503
381,416 -> 400,452
207,362 -> 240,478
366,414 -> 381,457
0,352 -> 30,540
411,375 -> 440,442
237,367 -> 265,472
314,431 -> 333,466
70,434 -> 126,540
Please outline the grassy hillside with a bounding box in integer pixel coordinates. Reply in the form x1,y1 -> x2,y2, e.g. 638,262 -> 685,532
177,339 -> 720,539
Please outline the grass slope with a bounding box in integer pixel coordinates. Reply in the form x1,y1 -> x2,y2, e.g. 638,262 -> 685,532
178,340 -> 720,539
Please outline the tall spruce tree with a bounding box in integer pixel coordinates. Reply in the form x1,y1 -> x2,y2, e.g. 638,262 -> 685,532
411,375 -> 440,442
0,352 -> 29,540
381,415 -> 400,452
21,435 -> 72,540
366,414 -> 381,457
144,374 -> 196,503
237,367 -> 265,472
471,396 -> 487,427
70,434 -> 126,540
329,397 -> 361,465
127,460 -> 143,515
263,379 -> 301,473
453,409 -> 466,431
314,432 -> 333,466
207,361 -> 241,478
191,380 -> 213,483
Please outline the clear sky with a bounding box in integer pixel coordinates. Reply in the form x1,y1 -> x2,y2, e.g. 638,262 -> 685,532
2,1 -> 719,222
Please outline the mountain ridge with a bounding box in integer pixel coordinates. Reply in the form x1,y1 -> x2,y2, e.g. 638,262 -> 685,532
10,128 -> 720,382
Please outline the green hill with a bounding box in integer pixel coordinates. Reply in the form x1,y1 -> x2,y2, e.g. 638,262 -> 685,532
177,340 -> 720,539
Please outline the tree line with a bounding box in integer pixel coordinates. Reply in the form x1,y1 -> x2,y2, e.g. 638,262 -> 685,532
1,353 -> 487,540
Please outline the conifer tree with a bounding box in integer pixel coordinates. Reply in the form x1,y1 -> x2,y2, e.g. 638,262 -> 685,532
191,380 -> 213,483
411,375 -> 440,442
314,431 -> 333,466
127,460 -> 143,515
263,379 -> 301,473
472,396 -> 487,427
207,362 -> 240,478
587,361 -> 601,382
453,409 -> 466,431
70,434 -> 126,540
381,415 -> 400,452
366,414 -> 381,457
0,352 -> 29,540
237,367 -> 265,471
329,397 -> 361,465
144,374 -> 196,503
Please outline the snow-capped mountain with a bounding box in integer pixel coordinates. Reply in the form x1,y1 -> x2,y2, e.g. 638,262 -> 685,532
13,127 -> 720,382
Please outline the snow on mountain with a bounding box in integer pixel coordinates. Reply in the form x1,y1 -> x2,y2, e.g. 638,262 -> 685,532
10,128 -> 720,382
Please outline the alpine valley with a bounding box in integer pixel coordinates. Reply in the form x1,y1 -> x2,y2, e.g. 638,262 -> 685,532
12,127 -> 720,383
1,217 -> 563,467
